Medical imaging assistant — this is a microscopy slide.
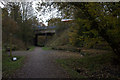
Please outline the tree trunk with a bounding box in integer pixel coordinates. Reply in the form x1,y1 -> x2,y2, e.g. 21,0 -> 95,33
99,29 -> 120,56
112,45 -> 120,56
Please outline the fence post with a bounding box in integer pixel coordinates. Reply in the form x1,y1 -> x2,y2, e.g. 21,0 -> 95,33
10,33 -> 12,57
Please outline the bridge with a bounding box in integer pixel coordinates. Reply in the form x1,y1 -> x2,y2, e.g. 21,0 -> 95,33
34,29 -> 55,46
33,19 -> 73,46
35,29 -> 55,35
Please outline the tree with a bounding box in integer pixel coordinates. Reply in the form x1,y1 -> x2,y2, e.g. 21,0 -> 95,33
2,7 -> 19,49
2,2 -> 38,50
70,2 -> 120,56
53,2 -> 120,56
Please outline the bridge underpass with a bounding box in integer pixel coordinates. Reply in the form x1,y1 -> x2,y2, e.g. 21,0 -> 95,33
34,30 -> 55,46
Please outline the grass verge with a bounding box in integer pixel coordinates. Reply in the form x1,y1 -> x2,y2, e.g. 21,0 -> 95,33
29,46 -> 35,51
2,54 -> 25,78
42,47 -> 52,50
56,53 -> 120,78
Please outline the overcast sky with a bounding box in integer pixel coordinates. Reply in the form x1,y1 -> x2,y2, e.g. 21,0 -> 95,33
0,2 -> 4,8
0,1 -> 62,26
32,1 -> 62,26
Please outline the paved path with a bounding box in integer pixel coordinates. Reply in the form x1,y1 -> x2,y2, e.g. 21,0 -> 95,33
12,47 -> 70,78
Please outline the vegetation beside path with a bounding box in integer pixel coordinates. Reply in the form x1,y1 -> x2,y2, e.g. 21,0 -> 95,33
2,54 -> 25,78
56,52 -> 120,78
42,47 -> 52,50
42,47 -> 120,78
28,46 -> 35,51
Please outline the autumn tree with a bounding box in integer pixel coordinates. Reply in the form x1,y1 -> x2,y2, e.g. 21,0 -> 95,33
53,2 -> 120,56
2,2 -> 39,50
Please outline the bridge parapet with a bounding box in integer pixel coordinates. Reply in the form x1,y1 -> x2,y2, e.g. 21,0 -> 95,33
40,30 -> 55,33
35,30 -> 55,34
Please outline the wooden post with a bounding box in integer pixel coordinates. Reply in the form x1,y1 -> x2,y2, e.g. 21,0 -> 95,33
10,33 -> 12,57
45,26 -> 48,45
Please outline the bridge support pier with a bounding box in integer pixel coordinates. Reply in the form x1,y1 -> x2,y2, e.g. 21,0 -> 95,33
34,34 -> 38,46
34,31 -> 55,46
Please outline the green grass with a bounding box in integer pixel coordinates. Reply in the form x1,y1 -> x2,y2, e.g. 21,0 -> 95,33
56,59 -> 86,78
2,54 -> 25,78
29,46 -> 35,51
56,53 -> 119,78
42,47 -> 52,50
